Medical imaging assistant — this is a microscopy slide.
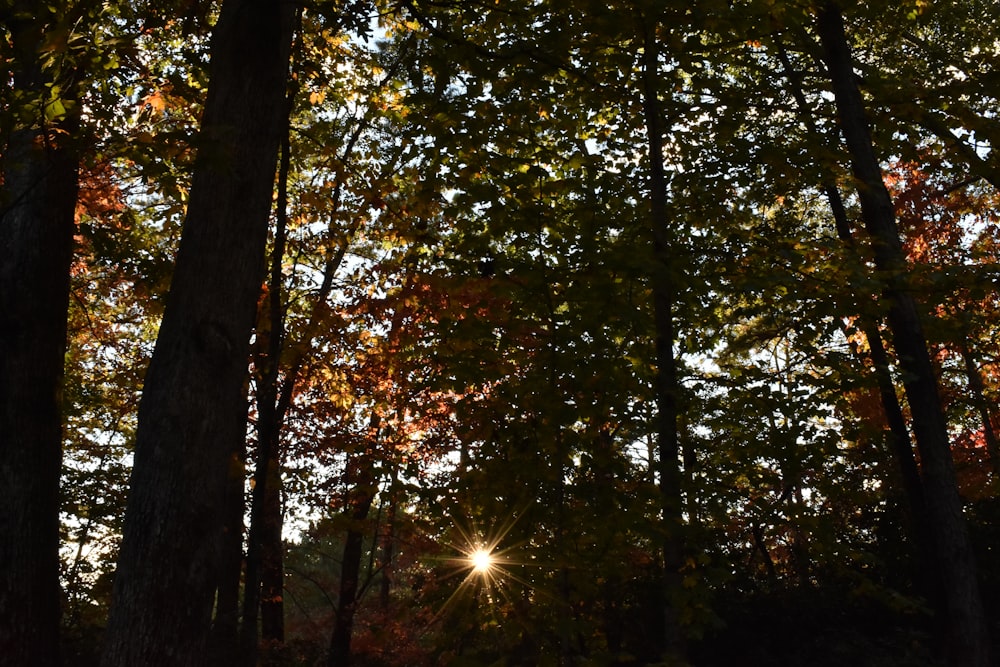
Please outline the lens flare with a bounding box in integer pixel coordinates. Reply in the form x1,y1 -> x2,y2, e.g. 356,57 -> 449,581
469,548 -> 494,573
426,507 -> 538,623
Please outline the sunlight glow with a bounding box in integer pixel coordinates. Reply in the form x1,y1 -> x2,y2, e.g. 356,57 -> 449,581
425,507 -> 544,624
470,548 -> 494,573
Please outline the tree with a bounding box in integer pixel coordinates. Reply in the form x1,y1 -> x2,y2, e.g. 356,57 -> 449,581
100,0 -> 295,663
815,3 -> 990,664
19,0 -> 1000,663
240,67 -> 296,667
0,5 -> 80,664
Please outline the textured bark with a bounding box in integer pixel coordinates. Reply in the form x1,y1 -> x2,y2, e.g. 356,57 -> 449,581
210,434 -> 246,663
100,1 -> 294,664
816,5 -> 990,665
0,10 -> 79,665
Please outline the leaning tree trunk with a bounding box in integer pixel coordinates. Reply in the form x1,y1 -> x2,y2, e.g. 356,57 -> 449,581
0,9 -> 79,666
816,5 -> 990,665
774,38 -> 938,607
100,1 -> 294,665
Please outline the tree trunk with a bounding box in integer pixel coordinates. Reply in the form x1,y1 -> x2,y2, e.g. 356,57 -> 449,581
774,37 -> 938,605
327,453 -> 378,667
816,5 -> 990,665
100,1 -> 294,664
959,343 -> 1000,480
241,376 -> 287,659
378,472 -> 399,610
241,85 -> 295,665
0,10 -> 79,665
260,477 -> 286,642
638,13 -> 685,662
210,434 -> 246,663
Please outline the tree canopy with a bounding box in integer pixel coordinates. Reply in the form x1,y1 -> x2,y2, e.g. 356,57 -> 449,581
3,0 -> 1000,665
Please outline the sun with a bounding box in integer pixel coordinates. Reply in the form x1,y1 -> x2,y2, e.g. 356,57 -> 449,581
469,547 -> 494,573
425,505 -> 543,624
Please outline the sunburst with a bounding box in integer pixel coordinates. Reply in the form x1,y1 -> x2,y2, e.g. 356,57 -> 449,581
427,506 -> 537,621
469,547 -> 495,573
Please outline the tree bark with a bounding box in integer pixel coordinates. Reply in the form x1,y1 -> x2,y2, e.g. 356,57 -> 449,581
378,471 -> 399,610
210,433 -> 246,663
816,5 -> 990,665
0,10 -> 79,665
100,1 -> 294,664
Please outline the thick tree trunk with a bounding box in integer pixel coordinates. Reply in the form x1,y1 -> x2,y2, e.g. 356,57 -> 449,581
210,434 -> 246,663
0,12 -> 79,665
816,5 -> 990,665
638,15 -> 684,662
100,1 -> 294,664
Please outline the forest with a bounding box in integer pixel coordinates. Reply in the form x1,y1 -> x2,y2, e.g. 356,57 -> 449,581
2,0 -> 1000,665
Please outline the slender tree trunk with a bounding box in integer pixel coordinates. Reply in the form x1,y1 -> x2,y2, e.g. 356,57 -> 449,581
774,37 -> 938,605
326,268 -> 421,666
241,82 -> 295,664
638,14 -> 684,662
816,5 -> 990,665
378,471 -> 399,610
555,432 -> 573,667
260,478 -> 286,641
101,1 -> 294,664
327,452 -> 378,667
241,49 -> 375,661
242,410 -> 285,663
0,10 -> 79,664
751,523 -> 778,583
959,343 -> 1000,480
539,284 -> 574,666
